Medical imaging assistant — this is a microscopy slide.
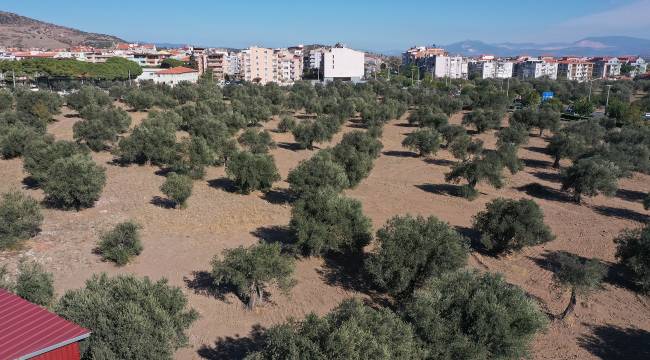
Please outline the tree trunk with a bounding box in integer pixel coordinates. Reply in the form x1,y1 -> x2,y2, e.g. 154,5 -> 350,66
539,128 -> 544,137
560,288 -> 577,320
247,284 -> 258,310
553,156 -> 560,168
573,193 -> 581,205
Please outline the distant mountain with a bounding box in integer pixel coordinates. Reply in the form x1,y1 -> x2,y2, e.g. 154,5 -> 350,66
444,36 -> 650,57
0,11 -> 124,48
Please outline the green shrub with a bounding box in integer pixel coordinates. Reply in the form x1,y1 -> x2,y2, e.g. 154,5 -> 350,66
615,224 -> 650,293
23,138 -> 88,185
114,114 -> 177,165
43,154 -> 106,210
247,299 -> 425,360
560,158 -> 619,204
170,137 -> 215,179
287,150 -> 349,196
225,151 -> 280,194
66,86 -> 112,111
211,243 -> 294,309
0,124 -> 40,158
124,89 -> 155,111
365,215 -> 468,296
15,261 -> 54,306
402,270 -> 547,360
473,198 -> 554,254
277,115 -> 296,133
238,128 -> 276,154
98,221 -> 143,266
461,109 -> 503,133
160,173 -> 193,209
402,128 -> 442,157
0,190 -> 43,250
55,273 -> 198,360
289,189 -> 371,256
16,90 -> 62,121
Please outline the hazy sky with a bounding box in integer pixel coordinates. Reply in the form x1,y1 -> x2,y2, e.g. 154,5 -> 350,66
3,0 -> 650,51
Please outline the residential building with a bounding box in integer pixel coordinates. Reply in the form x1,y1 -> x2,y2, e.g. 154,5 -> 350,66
514,57 -> 558,80
225,53 -> 240,78
307,48 -> 325,70
592,57 -> 621,79
468,57 -> 514,79
402,46 -> 447,65
152,66 -> 199,86
618,56 -> 648,77
321,46 -> 365,82
276,49 -> 303,84
557,58 -> 594,82
205,51 -> 229,81
434,55 -> 468,79
239,46 -> 277,84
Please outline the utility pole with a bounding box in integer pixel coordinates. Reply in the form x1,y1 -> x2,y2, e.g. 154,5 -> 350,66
588,80 -> 593,102
506,77 -> 510,99
12,69 -> 16,88
605,84 -> 612,112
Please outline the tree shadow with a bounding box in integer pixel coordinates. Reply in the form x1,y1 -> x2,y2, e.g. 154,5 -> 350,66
592,205 -> 650,223
531,170 -> 561,183
516,183 -> 573,203
260,189 -> 295,205
251,225 -> 297,254
347,123 -> 367,129
183,271 -> 228,301
423,158 -> 456,167
207,178 -> 238,193
615,188 -> 648,203
277,142 -> 305,151
395,122 -> 417,127
150,196 -> 176,209
415,183 -> 462,197
21,176 -> 40,190
578,324 -> 650,360
154,167 -> 173,177
197,324 -> 266,360
382,150 -> 418,158
454,225 -> 487,254
524,145 -> 550,156
522,158 -> 552,169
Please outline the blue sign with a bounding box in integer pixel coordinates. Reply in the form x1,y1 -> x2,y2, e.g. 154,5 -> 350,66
542,91 -> 554,101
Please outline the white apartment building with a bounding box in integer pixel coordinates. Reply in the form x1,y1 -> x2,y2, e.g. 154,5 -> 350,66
618,56 -> 647,77
307,48 -> 324,70
321,46 -> 365,82
592,57 -> 621,79
137,66 -> 199,86
239,46 -> 278,84
276,49 -> 303,84
434,55 -> 468,79
557,59 -> 594,82
468,59 -> 514,79
515,58 -> 558,80
225,53 -> 240,78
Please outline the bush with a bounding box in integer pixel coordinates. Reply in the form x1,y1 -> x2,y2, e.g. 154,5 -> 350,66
160,173 -> 193,209
247,299 -> 424,360
55,273 -> 198,360
560,158 -> 619,204
43,154 -> 106,210
170,137 -> 215,179
615,224 -> 650,293
124,89 -> 155,111
445,152 -> 504,200
401,128 -> 442,157
0,89 -> 13,111
0,124 -> 40,158
461,109 -> 503,133
497,123 -> 528,148
277,115 -> 296,133
16,90 -> 62,120
98,221 -> 143,266
473,198 -> 554,254
211,243 -> 295,309
15,261 -> 54,307
365,215 -> 468,296
548,252 -> 606,319
238,128 -> 276,154
66,86 -> 112,111
0,190 -> 43,250
225,151 -> 280,194
331,131 -> 383,187
402,270 -> 547,360
289,189 -> 371,256
287,150 -> 349,196
291,120 -> 332,150
114,114 -> 177,165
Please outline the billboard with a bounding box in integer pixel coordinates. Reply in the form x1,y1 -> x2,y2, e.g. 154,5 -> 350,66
542,91 -> 554,101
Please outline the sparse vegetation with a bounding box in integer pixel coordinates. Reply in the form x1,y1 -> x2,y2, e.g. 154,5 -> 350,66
98,221 -> 143,265
0,190 -> 42,250
225,151 -> 280,194
160,172 -> 193,209
615,224 -> 650,293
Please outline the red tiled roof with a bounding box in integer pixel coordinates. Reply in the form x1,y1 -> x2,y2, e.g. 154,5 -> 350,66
157,66 -> 198,75
0,289 -> 90,360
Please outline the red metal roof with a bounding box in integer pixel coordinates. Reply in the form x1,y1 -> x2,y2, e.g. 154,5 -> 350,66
0,289 -> 90,360
157,66 -> 198,75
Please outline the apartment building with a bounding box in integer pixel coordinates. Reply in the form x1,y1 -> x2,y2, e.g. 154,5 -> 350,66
618,56 -> 648,77
225,53 -> 240,78
239,46 -> 277,84
276,49 -> 303,84
592,57 -> 621,79
402,46 -> 447,65
307,48 -> 325,70
514,57 -> 558,80
434,55 -> 468,79
468,57 -> 514,79
205,51 -> 229,81
557,58 -> 594,82
321,46 -> 365,82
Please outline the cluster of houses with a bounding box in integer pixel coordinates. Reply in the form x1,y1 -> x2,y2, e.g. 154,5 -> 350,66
402,46 -> 649,82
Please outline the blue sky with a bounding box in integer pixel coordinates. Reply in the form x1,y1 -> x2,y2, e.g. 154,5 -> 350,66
3,0 -> 650,51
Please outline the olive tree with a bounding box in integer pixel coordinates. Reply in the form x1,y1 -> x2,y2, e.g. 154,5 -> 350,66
560,158 -> 619,204
0,89 -> 14,111
16,90 -> 62,121
0,190 -> 43,250
289,189 -> 372,256
277,115 -> 296,133
55,274 -> 198,360
114,114 -> 177,165
401,270 -> 547,360
170,137 -> 215,180
287,150 -> 349,196
211,243 -> 295,309
547,133 -> 587,168
247,299 -> 425,360
548,252 -> 606,319
473,198 -> 554,254
401,128 -> 442,157
43,154 -> 106,210
291,120 -> 333,150
98,221 -> 143,266
365,215 -> 468,297
445,152 -> 504,199
238,128 -> 276,154
225,151 -> 280,194
0,124 -> 40,159
160,173 -> 193,209
23,138 -> 88,185
66,86 -> 112,111
15,260 -> 54,307
615,224 -> 650,293
461,109 -> 503,133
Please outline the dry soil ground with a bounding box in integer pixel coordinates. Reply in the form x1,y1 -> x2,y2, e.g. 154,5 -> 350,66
1,107 -> 649,359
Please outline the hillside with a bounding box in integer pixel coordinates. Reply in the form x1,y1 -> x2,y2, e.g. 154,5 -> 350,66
0,11 -> 125,49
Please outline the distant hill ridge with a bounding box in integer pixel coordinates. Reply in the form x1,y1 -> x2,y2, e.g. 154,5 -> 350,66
0,11 -> 125,49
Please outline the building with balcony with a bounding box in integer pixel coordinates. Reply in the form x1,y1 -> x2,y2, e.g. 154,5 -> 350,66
592,57 -> 621,79
618,56 -> 648,77
239,46 -> 278,84
514,57 -> 558,80
468,57 -> 514,79
557,58 -> 594,82
276,49 -> 303,84
434,55 -> 468,79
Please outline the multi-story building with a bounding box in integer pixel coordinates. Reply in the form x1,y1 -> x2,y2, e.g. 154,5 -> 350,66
557,58 -> 594,82
592,57 -> 621,79
402,46 -> 447,66
239,46 -> 277,84
468,56 -> 514,79
276,49 -> 303,84
205,51 -> 229,81
321,46 -> 365,82
307,48 -> 325,70
618,56 -> 648,77
225,53 -> 240,79
514,57 -> 558,80
434,55 -> 468,79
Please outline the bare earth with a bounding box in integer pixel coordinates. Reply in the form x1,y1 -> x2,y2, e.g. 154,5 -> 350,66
1,108 -> 649,359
